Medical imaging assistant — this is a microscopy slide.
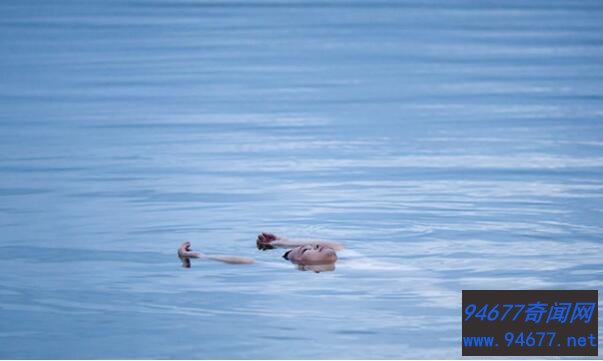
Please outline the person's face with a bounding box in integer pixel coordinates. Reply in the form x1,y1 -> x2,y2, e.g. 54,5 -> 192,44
285,244 -> 337,265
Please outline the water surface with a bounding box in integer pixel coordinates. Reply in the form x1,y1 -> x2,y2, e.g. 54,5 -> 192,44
1,0 -> 602,358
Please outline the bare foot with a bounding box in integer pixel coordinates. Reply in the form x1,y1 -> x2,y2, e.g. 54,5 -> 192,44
256,232 -> 279,250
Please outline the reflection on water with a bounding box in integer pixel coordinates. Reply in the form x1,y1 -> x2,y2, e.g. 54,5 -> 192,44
1,0 -> 603,358
296,263 -> 336,273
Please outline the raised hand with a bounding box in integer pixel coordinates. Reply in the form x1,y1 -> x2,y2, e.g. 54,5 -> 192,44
178,241 -> 201,259
256,232 -> 279,250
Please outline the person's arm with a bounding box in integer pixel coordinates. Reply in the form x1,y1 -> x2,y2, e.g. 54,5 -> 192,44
256,233 -> 344,250
178,241 -> 254,266
277,238 -> 344,250
207,255 -> 254,264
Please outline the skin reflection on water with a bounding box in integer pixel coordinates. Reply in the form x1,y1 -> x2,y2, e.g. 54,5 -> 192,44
296,263 -> 336,273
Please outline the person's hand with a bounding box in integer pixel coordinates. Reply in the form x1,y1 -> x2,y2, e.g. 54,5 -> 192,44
256,232 -> 278,250
178,241 -> 201,258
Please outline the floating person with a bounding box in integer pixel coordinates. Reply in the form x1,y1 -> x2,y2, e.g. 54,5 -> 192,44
178,233 -> 343,271
178,241 -> 254,268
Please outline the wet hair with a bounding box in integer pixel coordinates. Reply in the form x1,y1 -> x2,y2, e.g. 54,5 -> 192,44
283,250 -> 292,260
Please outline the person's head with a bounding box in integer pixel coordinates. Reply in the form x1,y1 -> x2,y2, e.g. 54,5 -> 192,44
283,244 -> 337,265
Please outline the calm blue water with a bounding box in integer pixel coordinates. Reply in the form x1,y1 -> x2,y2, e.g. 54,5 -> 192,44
1,0 -> 602,358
